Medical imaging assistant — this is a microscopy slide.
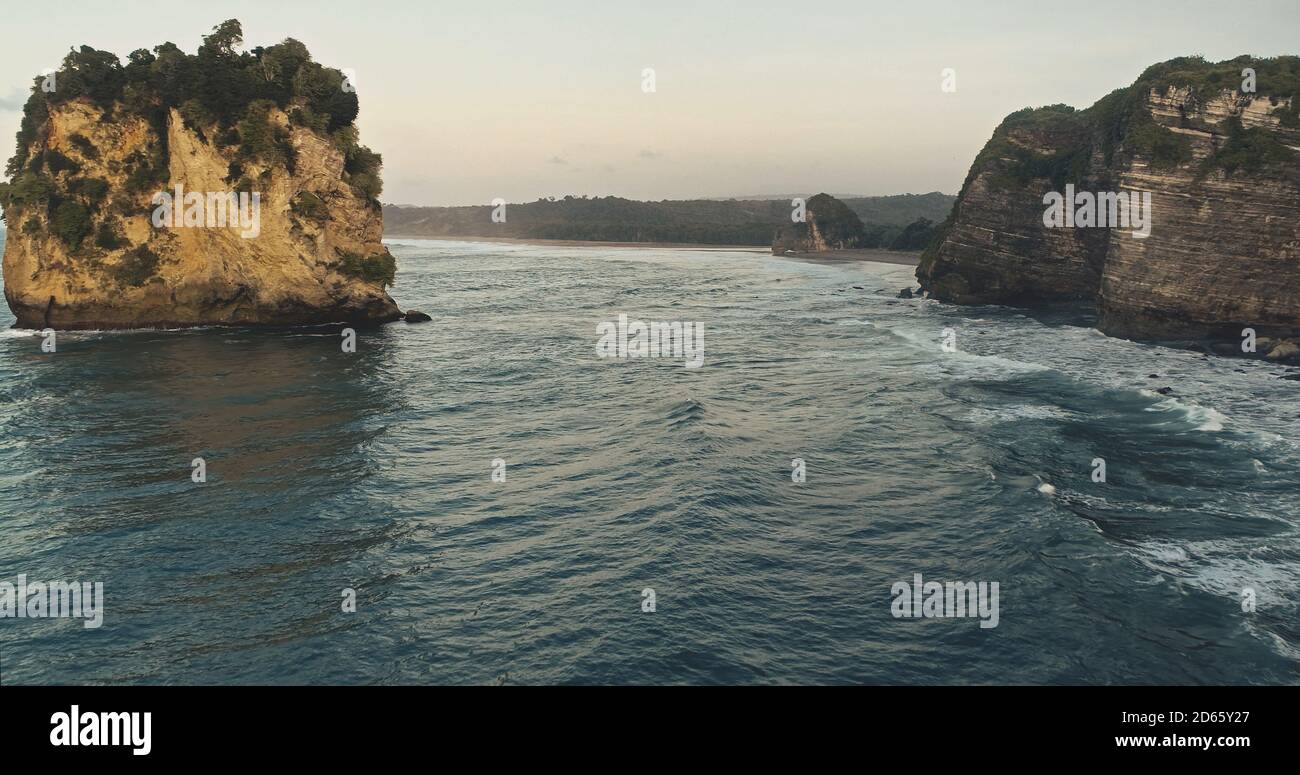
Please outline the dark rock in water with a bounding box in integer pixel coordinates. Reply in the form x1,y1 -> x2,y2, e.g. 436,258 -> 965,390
1147,374 -> 1159,379
897,288 -> 914,299
404,310 -> 432,323
1281,373 -> 1300,381
1155,386 -> 1174,395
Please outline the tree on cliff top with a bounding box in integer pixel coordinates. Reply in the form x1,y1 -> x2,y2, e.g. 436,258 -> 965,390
2,20 -> 381,202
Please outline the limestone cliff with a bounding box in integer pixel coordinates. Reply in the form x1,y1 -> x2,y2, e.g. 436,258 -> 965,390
772,193 -> 866,253
0,21 -> 402,329
919,56 -> 1300,344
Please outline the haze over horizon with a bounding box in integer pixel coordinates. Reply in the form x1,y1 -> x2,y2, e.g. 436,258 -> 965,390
1,0 -> 1297,206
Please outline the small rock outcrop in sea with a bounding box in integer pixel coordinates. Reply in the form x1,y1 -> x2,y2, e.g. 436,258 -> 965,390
1265,339 -> 1300,361
0,20 -> 402,329
918,56 -> 1300,345
404,310 -> 432,323
771,193 -> 866,253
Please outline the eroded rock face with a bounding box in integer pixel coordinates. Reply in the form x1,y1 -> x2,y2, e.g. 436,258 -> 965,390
3,102 -> 400,330
0,28 -> 402,330
1099,88 -> 1300,340
919,56 -> 1300,342
917,110 -> 1107,305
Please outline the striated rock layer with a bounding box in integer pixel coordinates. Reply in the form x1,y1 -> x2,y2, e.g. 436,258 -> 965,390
919,56 -> 1300,343
0,23 -> 402,330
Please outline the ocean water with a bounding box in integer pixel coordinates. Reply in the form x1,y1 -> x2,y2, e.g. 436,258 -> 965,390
1,234 -> 1297,685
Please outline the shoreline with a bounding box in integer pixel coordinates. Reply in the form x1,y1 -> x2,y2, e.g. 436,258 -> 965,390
382,234 -> 922,266
778,249 -> 920,267
383,234 -> 771,253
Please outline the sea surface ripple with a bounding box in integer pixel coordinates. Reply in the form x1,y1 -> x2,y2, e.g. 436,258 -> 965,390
1,236 -> 1297,684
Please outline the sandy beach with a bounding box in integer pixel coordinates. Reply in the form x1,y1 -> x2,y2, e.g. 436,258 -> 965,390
778,248 -> 921,267
384,234 -> 771,253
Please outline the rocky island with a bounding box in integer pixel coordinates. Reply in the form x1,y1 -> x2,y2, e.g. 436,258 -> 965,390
772,193 -> 869,253
770,192 -> 938,263
0,20 -> 404,329
918,56 -> 1300,355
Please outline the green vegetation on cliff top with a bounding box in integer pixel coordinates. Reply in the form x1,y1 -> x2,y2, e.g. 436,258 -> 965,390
1140,55 -> 1300,126
0,19 -> 383,229
0,20 -> 387,289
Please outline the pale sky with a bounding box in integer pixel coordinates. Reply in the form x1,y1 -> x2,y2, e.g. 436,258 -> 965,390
1,0 -> 1296,205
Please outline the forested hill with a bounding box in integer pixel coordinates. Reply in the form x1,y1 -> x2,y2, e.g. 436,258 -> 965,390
383,192 -> 955,248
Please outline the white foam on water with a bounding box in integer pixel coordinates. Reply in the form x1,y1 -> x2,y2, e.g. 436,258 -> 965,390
1139,389 -> 1227,431
857,320 -> 1052,379
964,405 -> 1071,425
1135,537 -> 1300,608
